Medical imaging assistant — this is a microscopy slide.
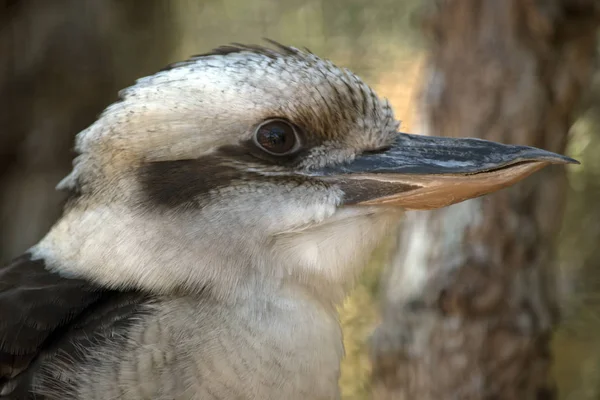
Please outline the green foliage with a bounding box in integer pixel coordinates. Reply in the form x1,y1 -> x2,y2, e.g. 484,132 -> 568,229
554,102 -> 600,400
172,0 -> 422,78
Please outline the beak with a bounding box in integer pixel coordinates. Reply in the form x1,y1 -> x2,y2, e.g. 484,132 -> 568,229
311,133 -> 578,210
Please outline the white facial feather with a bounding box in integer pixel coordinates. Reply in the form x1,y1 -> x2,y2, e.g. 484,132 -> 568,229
24,45 -> 407,399
33,44 -> 402,305
59,47 -> 397,192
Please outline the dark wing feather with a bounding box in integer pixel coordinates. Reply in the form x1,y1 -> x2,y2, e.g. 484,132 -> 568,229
0,254 -> 102,379
0,253 -> 149,399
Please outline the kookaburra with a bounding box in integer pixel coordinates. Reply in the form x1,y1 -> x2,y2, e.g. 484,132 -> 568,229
0,42 -> 575,400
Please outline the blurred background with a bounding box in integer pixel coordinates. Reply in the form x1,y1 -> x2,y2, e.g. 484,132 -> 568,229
1,1 -> 599,399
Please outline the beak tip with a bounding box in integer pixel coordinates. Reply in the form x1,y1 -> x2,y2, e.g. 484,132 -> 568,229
522,147 -> 579,166
548,154 -> 579,165
565,157 -> 580,165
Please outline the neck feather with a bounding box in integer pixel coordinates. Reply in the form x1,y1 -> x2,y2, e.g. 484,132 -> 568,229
31,201 -> 402,307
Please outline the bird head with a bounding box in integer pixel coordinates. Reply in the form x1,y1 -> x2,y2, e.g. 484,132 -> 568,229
33,43 -> 576,303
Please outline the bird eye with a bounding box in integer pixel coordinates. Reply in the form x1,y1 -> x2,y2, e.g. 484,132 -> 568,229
254,119 -> 299,155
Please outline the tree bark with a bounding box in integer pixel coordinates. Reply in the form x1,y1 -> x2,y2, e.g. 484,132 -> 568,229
0,0 -> 175,263
370,1 -> 600,399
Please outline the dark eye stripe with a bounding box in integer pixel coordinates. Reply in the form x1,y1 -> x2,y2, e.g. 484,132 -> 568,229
139,155 -> 243,208
138,150 -> 317,210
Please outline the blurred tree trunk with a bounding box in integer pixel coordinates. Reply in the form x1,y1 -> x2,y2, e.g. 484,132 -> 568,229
370,1 -> 599,399
0,0 -> 175,263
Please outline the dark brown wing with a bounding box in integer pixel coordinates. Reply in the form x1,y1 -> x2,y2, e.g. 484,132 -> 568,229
0,253 -> 148,399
